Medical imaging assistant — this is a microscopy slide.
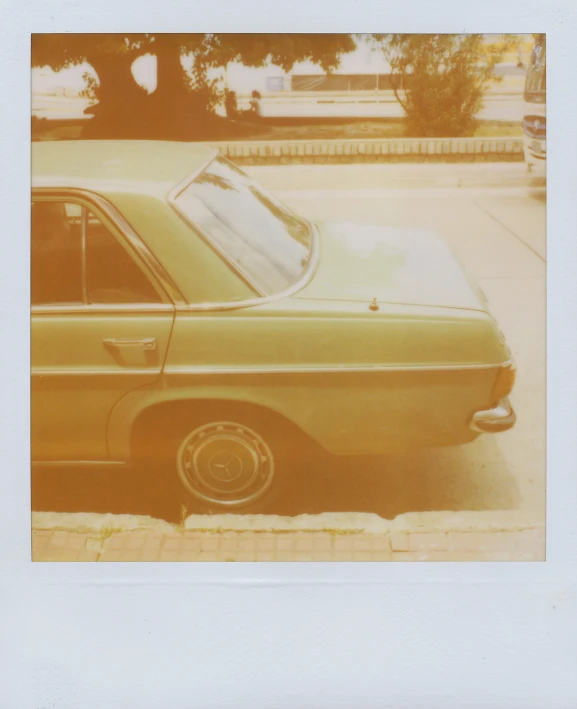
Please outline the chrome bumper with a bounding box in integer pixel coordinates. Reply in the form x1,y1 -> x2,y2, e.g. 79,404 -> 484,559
469,398 -> 516,434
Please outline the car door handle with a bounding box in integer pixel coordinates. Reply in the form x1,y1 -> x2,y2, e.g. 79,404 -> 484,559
103,337 -> 157,351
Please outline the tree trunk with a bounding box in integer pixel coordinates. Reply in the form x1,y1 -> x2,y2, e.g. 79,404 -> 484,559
85,40 -> 213,140
84,51 -> 148,136
149,36 -> 212,139
154,36 -> 188,100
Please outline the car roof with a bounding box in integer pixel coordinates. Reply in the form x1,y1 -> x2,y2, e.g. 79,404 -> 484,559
31,140 -> 218,196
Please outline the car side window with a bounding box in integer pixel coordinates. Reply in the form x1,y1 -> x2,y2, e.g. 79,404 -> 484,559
31,201 -> 83,305
31,199 -> 163,307
85,211 -> 161,304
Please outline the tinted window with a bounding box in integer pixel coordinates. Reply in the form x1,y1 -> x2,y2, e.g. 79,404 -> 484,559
31,201 -> 83,305
85,212 -> 161,304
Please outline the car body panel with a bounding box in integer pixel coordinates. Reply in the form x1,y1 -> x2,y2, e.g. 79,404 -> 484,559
297,221 -> 486,312
30,141 -> 516,467
100,192 -> 257,305
31,140 -> 217,197
32,307 -> 175,460
167,298 -> 508,369
107,366 -> 497,458
32,142 -> 258,305
106,297 -> 508,458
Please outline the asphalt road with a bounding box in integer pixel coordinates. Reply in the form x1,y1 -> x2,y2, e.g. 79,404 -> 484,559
32,164 -> 546,524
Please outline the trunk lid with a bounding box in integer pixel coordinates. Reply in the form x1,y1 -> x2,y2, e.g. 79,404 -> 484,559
294,221 -> 488,312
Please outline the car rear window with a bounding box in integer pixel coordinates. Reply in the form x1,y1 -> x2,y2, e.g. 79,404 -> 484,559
171,157 -> 312,296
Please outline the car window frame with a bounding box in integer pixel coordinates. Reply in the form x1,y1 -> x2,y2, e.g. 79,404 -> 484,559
31,189 -> 183,313
167,154 -> 319,303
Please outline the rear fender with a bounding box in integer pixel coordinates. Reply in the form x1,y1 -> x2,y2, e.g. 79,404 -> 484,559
107,366 -> 500,460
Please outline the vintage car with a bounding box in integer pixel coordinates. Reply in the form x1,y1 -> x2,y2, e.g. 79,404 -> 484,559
31,141 -> 516,512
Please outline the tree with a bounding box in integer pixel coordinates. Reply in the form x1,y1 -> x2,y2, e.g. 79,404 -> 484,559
372,34 -> 512,137
32,33 -> 357,139
32,35 -> 151,127
204,33 -> 356,73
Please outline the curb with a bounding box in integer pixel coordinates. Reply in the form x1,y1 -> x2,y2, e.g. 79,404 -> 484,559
31,510 -> 545,561
451,176 -> 545,189
271,178 -> 546,194
31,511 -> 175,535
31,509 -> 543,536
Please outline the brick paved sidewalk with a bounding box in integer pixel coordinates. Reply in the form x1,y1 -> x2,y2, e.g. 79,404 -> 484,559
31,510 -> 545,562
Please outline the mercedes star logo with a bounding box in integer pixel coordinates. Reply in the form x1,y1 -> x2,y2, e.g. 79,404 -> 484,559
208,451 -> 243,482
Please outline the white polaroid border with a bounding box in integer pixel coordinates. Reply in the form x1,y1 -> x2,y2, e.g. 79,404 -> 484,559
1,1 -> 576,707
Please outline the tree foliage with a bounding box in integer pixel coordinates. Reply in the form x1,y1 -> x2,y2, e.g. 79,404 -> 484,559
31,33 -> 356,79
32,34 -> 356,139
373,34 -> 511,137
203,34 -> 356,72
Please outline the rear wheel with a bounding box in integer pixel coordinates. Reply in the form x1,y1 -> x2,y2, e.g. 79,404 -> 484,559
133,405 -> 307,515
176,420 -> 276,511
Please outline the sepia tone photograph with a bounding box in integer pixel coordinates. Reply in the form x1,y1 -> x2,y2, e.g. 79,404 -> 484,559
30,32 -> 546,562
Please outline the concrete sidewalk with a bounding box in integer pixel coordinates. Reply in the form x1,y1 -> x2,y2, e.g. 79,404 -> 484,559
31,510 -> 545,562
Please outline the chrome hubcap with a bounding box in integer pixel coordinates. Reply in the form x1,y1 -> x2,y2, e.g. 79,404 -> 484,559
176,421 -> 275,508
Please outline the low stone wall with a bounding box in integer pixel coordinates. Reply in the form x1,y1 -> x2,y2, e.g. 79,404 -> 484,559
208,137 -> 525,165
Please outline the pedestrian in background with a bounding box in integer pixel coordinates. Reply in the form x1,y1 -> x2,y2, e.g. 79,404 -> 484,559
249,90 -> 262,119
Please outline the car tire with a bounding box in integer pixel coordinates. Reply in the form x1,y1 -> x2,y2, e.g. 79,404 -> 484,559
135,406 -> 303,515
175,418 -> 280,514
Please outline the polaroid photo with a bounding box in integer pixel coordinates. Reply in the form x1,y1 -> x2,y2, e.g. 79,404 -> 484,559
1,0 -> 576,707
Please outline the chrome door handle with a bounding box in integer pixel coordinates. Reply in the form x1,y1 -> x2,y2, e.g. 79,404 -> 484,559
103,337 -> 157,351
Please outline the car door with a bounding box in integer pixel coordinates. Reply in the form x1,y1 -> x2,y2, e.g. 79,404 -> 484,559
31,195 -> 175,462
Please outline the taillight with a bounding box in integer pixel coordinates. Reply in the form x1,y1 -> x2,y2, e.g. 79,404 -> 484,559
491,363 -> 516,402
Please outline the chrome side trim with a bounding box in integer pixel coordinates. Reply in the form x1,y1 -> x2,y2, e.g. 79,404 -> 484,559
32,303 -> 175,315
30,360 -> 512,378
32,460 -> 129,468
165,360 -> 513,376
166,155 -> 320,311
168,151 -> 219,202
32,369 -> 159,376
81,206 -> 88,304
32,188 -> 187,306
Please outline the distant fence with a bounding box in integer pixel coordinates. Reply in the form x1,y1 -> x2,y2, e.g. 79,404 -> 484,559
233,86 -> 525,119
288,67 -> 526,92
209,137 -> 525,164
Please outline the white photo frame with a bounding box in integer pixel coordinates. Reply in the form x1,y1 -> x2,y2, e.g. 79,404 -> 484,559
1,1 -> 576,706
